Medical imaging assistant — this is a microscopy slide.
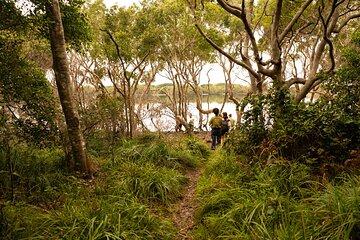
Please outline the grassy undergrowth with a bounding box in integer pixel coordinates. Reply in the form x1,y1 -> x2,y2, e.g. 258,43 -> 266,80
194,150 -> 360,239
0,133 -> 210,239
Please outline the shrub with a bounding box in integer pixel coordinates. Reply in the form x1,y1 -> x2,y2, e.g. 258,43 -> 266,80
224,31 -> 360,173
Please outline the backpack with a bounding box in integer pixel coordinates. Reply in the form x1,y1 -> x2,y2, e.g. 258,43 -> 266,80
221,119 -> 230,135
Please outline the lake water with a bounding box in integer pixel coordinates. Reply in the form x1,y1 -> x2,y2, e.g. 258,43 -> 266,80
138,102 -> 238,132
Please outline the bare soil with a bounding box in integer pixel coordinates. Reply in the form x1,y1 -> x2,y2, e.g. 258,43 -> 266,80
172,168 -> 202,240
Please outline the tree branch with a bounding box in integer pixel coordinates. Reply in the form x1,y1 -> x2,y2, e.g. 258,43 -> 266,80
279,0 -> 314,42
107,68 -> 125,98
216,0 -> 242,18
194,23 -> 260,80
217,0 -> 263,66
101,29 -> 128,80
282,77 -> 306,89
128,51 -> 150,81
333,12 -> 360,33
319,1 -> 337,73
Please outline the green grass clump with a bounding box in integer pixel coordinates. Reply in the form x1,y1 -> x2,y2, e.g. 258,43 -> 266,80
0,146 -> 176,239
110,134 -> 202,170
121,162 -> 187,203
182,136 -> 211,159
197,152 -> 252,197
194,151 -> 360,239
104,134 -> 206,203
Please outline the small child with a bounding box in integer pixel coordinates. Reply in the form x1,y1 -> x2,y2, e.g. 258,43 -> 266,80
209,108 -> 222,150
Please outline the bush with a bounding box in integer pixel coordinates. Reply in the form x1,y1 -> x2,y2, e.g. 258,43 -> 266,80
225,87 -> 359,171
224,31 -> 360,172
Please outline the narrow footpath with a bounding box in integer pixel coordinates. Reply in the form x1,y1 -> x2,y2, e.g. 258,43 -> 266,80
171,168 -> 202,240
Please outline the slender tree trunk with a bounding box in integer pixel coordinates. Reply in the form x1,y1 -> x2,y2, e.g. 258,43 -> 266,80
47,0 -> 90,173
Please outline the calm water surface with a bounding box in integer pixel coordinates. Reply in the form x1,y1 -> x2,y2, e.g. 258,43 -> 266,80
139,102 -> 238,132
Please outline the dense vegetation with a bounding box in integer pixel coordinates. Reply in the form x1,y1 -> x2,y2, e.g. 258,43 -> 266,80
195,153 -> 360,239
192,30 -> 360,239
1,0 -> 359,239
0,134 -> 209,239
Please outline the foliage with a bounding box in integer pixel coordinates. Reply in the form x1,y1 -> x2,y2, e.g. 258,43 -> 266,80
199,30 -> 360,239
225,94 -> 268,157
101,3 -> 164,61
0,30 -> 57,146
30,0 -> 92,50
1,0 -> 359,238
0,0 -> 28,32
1,197 -> 175,240
225,31 -> 360,169
182,135 -> 211,159
0,146 -> 67,202
226,90 -> 359,170
110,133 -> 203,170
0,0 -> 93,147
82,94 -> 126,152
121,162 -> 186,203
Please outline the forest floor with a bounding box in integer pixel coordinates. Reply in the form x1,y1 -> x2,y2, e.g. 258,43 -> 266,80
172,168 -> 202,239
170,131 -> 212,239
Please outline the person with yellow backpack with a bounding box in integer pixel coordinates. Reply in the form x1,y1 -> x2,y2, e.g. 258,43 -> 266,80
209,108 -> 223,150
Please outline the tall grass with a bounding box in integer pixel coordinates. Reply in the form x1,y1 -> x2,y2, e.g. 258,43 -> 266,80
0,146 -> 71,203
109,134 -> 205,170
194,150 -> 360,239
1,196 -> 175,239
0,133 -> 209,239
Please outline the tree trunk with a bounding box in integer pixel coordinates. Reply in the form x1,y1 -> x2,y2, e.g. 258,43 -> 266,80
47,0 -> 90,173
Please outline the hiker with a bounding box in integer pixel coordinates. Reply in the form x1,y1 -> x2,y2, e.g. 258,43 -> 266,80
209,108 -> 222,150
228,114 -> 235,130
220,112 -> 230,143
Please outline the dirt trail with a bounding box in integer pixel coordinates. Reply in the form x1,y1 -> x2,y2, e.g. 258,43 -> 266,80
172,168 -> 202,240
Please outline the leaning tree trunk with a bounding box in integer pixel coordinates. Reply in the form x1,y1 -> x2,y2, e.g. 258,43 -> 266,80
47,0 -> 90,173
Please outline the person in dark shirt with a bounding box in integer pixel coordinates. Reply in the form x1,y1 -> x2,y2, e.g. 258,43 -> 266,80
220,112 -> 230,143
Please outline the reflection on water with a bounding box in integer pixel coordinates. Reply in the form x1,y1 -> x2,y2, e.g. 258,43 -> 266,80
138,102 -> 238,132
